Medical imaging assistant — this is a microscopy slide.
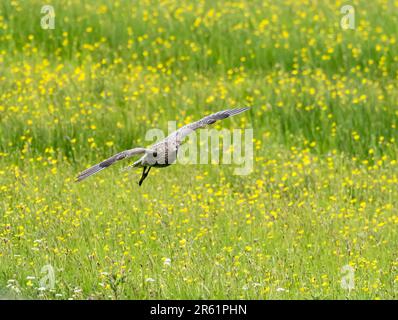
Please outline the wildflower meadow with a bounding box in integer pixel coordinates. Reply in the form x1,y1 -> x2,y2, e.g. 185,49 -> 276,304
0,0 -> 398,299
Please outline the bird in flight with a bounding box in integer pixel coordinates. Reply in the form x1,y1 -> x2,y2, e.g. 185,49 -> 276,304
76,107 -> 250,186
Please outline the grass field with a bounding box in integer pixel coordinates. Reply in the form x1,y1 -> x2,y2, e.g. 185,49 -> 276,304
1,0 -> 398,299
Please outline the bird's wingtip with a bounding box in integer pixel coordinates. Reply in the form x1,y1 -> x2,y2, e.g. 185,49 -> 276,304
228,106 -> 251,116
74,174 -> 84,183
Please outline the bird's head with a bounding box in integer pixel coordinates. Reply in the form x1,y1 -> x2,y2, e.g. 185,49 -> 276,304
143,150 -> 159,165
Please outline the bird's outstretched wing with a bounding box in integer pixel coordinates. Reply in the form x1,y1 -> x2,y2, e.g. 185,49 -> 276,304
175,107 -> 250,141
76,147 -> 149,182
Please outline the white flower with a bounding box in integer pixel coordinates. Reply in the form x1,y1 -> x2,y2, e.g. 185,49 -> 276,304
145,278 -> 155,283
164,258 -> 171,266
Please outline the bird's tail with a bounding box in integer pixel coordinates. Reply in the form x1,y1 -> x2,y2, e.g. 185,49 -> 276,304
121,159 -> 143,172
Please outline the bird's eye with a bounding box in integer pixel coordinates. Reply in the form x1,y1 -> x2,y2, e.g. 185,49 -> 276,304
153,152 -> 157,157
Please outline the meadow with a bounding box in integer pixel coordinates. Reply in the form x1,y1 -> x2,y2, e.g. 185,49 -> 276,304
0,0 -> 398,299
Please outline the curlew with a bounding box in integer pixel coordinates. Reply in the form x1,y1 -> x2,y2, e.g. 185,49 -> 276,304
76,107 -> 250,186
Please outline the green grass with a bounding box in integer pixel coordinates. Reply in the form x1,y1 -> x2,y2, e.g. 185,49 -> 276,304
0,0 -> 398,299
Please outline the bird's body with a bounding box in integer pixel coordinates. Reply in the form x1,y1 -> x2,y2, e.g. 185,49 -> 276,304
76,107 -> 250,186
132,135 -> 179,168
